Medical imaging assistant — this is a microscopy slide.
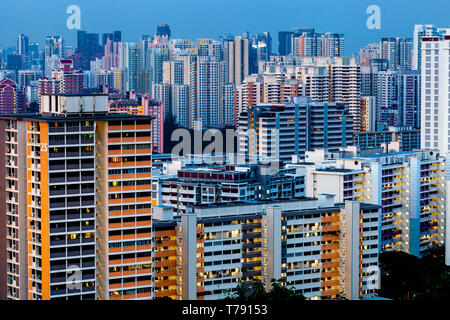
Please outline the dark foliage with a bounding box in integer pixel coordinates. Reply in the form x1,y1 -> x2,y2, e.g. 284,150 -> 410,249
379,245 -> 450,300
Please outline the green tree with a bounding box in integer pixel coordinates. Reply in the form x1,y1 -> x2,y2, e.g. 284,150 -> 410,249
379,245 -> 450,300
163,110 -> 180,154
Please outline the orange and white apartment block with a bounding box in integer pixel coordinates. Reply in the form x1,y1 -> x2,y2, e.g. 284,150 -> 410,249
0,93 -> 153,300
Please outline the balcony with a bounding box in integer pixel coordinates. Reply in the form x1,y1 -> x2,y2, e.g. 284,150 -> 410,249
242,261 -> 261,268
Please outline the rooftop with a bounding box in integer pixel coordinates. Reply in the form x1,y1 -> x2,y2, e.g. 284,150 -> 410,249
0,112 -> 154,122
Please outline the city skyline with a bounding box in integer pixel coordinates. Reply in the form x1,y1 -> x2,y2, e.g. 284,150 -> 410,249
1,0 -> 450,303
1,0 -> 450,55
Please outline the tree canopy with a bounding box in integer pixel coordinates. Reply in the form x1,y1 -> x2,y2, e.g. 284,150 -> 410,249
379,245 -> 450,300
224,279 -> 306,302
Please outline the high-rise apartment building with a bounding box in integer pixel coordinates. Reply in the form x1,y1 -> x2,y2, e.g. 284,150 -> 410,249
18,70 -> 41,89
295,64 -> 329,103
354,126 -> 420,152
126,42 -> 151,94
399,71 -> 421,128
328,57 -> 361,131
172,84 -> 190,128
238,96 -> 353,162
221,83 -> 235,126
198,40 -> 223,61
108,93 -> 164,154
154,196 -> 380,300
17,34 -> 29,57
0,78 -> 27,114
288,29 -> 344,58
127,43 -> 141,92
294,148 -> 445,257
379,38 -> 399,70
142,95 -> 164,153
152,161 -> 305,215
413,25 -> 450,70
419,35 -> 450,265
196,57 -> 227,128
358,44 -> 380,66
162,60 -> 184,86
420,36 -> 450,151
147,48 -> 169,85
291,29 -> 321,57
76,31 -> 101,68
156,24 -> 171,39
234,73 -> 304,125
397,38 -> 413,71
360,96 -> 377,132
377,70 -> 401,126
321,33 -> 345,58
225,36 -> 249,85
38,59 -> 84,105
151,83 -> 170,118
379,37 -> 412,71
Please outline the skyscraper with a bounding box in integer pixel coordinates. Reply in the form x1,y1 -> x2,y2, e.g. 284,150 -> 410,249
102,31 -> 122,47
198,40 -> 222,61
126,42 -> 143,93
380,37 -> 412,70
420,35 -> 450,151
39,59 -> 84,106
0,78 -> 27,114
328,57 -> 361,131
291,29 -> 322,56
413,24 -> 450,70
297,148 -> 445,257
397,38 -> 413,70
321,33 -> 345,57
156,23 -> 171,39
77,31 -> 101,68
278,31 -> 293,55
151,83 -> 170,118
252,32 -> 272,61
357,44 -> 380,65
377,70 -> 401,126
399,70 -> 421,128
419,35 -> 450,266
225,36 -> 249,85
17,34 -> 29,56
196,57 -> 227,128
0,94 -> 153,300
238,96 -> 353,162
45,36 -> 64,58
379,38 -> 398,70
147,48 -> 169,84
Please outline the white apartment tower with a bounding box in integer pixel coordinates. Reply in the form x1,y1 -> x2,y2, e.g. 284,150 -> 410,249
420,36 -> 450,151
420,35 -> 450,266
413,25 -> 450,70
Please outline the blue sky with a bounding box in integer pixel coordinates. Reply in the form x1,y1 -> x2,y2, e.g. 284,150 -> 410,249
1,0 -> 449,55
